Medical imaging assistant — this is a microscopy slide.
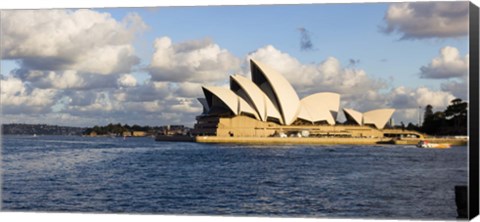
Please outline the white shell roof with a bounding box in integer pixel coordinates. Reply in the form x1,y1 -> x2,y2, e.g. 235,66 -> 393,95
238,96 -> 260,119
230,74 -> 282,123
304,93 -> 340,113
299,92 -> 340,125
297,104 -> 330,125
343,108 -> 395,129
343,108 -> 363,125
250,59 -> 300,125
198,59 -> 395,128
202,86 -> 259,119
363,109 -> 395,129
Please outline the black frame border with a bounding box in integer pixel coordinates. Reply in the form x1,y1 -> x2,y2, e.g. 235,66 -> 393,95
469,2 -> 479,220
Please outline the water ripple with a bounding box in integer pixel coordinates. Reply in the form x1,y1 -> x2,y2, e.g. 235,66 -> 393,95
2,135 -> 467,219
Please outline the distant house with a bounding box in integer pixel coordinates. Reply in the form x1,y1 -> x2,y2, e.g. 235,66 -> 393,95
161,125 -> 188,136
89,131 -> 98,137
122,131 -> 132,137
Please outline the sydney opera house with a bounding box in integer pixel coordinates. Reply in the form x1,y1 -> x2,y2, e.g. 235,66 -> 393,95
191,59 -> 399,138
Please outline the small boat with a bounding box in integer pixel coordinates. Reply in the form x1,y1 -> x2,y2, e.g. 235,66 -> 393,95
416,140 -> 451,149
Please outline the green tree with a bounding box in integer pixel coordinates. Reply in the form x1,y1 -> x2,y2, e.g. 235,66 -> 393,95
445,98 -> 467,119
421,99 -> 468,135
422,105 -> 436,134
445,98 -> 468,134
424,104 -> 433,119
422,103 -> 447,135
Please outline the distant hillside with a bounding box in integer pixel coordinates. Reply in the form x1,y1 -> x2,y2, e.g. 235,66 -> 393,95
2,124 -> 86,135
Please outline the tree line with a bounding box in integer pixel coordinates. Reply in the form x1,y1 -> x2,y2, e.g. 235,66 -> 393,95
407,98 -> 467,136
83,123 -> 166,136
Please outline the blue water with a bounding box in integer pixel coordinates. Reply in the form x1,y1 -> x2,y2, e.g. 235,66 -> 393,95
1,135 -> 468,219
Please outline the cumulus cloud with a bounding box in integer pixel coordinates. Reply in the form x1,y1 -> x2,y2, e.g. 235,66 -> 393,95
394,108 -> 420,122
64,89 -> 202,126
1,9 -> 146,110
388,86 -> 417,109
73,92 -> 117,113
1,13 -> 208,126
440,77 -> 468,100
244,45 -> 302,81
246,45 -> 387,101
61,90 -> 97,107
1,17 -> 465,128
0,9 -> 152,124
438,63 -> 468,100
1,75 -> 57,113
148,36 -> 241,83
244,45 -> 457,124
2,9 -> 145,74
173,82 -> 204,98
420,46 -> 468,79
388,86 -> 456,109
12,69 -> 121,90
117,74 -> 137,88
374,86 -> 456,125
415,87 -> 456,108
381,2 -> 469,39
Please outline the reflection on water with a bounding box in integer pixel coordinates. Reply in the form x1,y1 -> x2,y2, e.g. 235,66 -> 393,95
2,135 -> 467,219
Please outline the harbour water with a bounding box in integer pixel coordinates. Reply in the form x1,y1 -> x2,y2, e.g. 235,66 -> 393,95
1,135 -> 467,219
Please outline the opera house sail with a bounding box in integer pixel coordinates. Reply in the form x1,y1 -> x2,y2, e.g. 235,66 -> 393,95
192,59 -> 396,138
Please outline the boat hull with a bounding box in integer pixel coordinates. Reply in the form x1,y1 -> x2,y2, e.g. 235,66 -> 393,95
416,141 -> 451,149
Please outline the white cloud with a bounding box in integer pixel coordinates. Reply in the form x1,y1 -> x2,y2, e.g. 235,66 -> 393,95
382,2 -> 469,39
388,86 -> 416,108
343,85 -> 456,124
70,92 -> 116,112
1,9 -> 145,74
71,45 -> 139,75
0,12 -> 207,126
172,82 -> 204,98
117,81 -> 172,102
47,71 -> 86,89
149,36 -> 241,83
381,86 -> 456,124
246,45 -> 303,82
246,45 -> 387,102
117,74 -> 137,88
391,108 -> 421,125
441,76 -> 468,100
415,87 -> 456,109
170,98 -> 203,114
388,85 -> 455,109
1,76 -> 57,113
1,22 -> 464,128
13,69 -> 121,90
420,46 -> 468,79
124,100 -> 162,113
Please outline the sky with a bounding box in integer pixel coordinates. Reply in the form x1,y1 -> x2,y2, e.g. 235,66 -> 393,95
0,1 -> 472,127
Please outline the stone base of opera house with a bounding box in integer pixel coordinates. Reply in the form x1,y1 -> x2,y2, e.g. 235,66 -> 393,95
193,136 -> 394,145
154,135 -> 392,145
155,116 -> 468,145
155,135 -> 467,146
190,115 -> 404,138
